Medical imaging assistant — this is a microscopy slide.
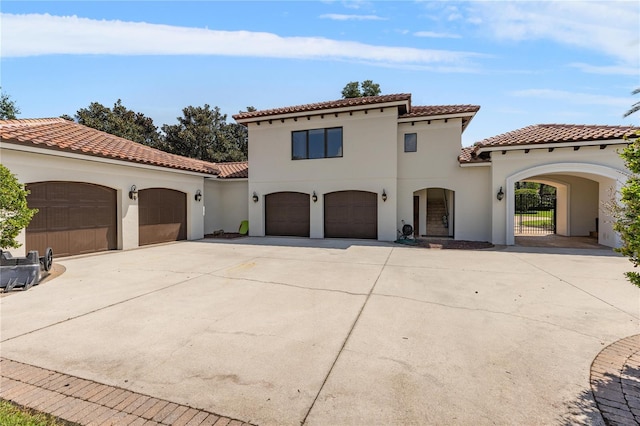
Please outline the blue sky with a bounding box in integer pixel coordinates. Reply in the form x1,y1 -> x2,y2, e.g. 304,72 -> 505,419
1,1 -> 638,146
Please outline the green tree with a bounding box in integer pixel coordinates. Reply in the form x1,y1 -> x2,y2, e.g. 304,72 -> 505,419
341,80 -> 382,98
624,88 -> 640,118
162,104 -> 247,162
76,100 -> 164,149
0,88 -> 20,120
614,130 -> 640,288
0,164 -> 37,249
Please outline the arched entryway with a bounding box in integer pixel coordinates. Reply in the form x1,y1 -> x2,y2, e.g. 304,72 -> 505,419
505,163 -> 627,247
413,188 -> 454,237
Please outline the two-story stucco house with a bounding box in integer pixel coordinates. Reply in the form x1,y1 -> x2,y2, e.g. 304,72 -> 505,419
233,93 -> 635,248
1,93 -> 635,259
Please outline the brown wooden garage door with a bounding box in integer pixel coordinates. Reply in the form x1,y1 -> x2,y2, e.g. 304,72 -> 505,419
265,192 -> 310,237
324,191 -> 377,239
138,188 -> 187,246
26,182 -> 117,257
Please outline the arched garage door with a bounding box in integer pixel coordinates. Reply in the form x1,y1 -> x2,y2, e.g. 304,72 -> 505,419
324,191 -> 377,239
26,182 -> 117,257
265,192 -> 310,237
139,188 -> 186,246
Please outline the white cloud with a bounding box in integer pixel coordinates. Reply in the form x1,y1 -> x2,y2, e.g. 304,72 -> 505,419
568,62 -> 639,76
468,1 -> 640,66
0,13 -> 481,69
414,31 -> 461,39
511,89 -> 630,108
319,13 -> 386,21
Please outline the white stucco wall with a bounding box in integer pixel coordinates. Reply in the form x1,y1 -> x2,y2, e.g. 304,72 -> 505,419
204,179 -> 249,234
2,146 -> 207,256
490,145 -> 628,247
397,119 -> 492,242
247,108 -> 399,240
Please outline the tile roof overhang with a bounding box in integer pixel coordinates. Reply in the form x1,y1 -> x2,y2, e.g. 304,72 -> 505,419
215,161 -> 248,179
233,94 -> 480,134
398,104 -> 480,132
459,124 -> 639,165
233,94 -> 412,124
0,118 -> 220,176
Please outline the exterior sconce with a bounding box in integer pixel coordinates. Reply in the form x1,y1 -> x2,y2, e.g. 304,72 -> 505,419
312,191 -> 318,203
128,185 -> 138,200
194,190 -> 202,202
497,186 -> 505,201
382,189 -> 387,202
252,192 -> 259,203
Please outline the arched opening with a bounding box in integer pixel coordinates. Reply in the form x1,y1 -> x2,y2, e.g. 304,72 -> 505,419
412,188 -> 454,238
505,163 -> 626,248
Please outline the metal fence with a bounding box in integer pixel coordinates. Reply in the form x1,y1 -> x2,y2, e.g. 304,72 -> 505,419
514,193 -> 556,235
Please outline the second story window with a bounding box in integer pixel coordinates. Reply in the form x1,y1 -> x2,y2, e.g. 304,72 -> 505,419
404,133 -> 417,152
292,127 -> 343,160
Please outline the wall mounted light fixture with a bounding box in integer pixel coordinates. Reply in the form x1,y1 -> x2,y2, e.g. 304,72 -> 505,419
497,186 -> 505,201
382,189 -> 388,202
252,192 -> 259,203
128,185 -> 138,200
195,190 -> 202,202
312,191 -> 318,203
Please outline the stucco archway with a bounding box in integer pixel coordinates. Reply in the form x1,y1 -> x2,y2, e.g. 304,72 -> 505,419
504,163 -> 628,247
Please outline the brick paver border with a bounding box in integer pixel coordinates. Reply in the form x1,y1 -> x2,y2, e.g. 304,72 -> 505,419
0,357 -> 255,426
590,334 -> 640,426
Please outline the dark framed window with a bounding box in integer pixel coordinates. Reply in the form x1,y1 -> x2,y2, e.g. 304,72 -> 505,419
292,127 -> 343,160
404,133 -> 417,152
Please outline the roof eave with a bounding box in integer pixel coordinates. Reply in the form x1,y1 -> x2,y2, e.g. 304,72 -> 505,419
234,99 -> 411,124
474,137 -> 630,155
1,140 -> 220,177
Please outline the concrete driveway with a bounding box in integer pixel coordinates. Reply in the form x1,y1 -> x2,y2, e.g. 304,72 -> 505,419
1,238 -> 638,425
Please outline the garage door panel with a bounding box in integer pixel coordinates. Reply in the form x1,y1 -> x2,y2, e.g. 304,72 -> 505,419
138,189 -> 186,246
265,192 -> 310,237
26,182 -> 117,257
324,191 -> 377,239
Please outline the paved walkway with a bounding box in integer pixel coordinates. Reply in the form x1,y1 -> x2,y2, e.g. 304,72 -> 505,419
0,358 -> 253,426
590,334 -> 640,426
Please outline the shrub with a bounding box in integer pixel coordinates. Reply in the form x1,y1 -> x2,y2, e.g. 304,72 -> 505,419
0,164 -> 37,249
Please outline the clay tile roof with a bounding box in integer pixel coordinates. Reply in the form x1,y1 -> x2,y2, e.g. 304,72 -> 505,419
233,93 -> 412,121
0,118 -> 220,175
216,161 -> 248,179
474,124 -> 637,149
400,104 -> 480,119
459,123 -> 638,164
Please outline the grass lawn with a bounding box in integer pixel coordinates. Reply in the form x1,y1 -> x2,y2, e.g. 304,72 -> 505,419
521,219 -> 553,228
0,400 -> 71,426
516,210 -> 554,218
